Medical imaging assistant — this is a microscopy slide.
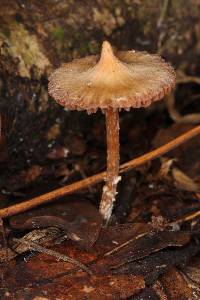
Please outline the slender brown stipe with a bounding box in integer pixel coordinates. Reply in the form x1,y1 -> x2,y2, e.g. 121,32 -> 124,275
100,109 -> 120,220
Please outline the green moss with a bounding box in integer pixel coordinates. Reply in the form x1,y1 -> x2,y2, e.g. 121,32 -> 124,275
2,26 -> 11,38
74,32 -> 82,40
51,27 -> 65,41
0,21 -> 50,78
72,32 -> 91,55
88,41 -> 98,53
79,42 -> 89,55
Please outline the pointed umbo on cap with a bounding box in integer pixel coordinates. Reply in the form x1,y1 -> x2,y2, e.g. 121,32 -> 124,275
48,41 -> 175,113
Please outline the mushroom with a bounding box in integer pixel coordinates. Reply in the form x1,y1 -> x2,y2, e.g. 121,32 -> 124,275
48,41 -> 175,222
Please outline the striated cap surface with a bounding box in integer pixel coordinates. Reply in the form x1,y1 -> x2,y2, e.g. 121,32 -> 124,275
48,41 -> 175,112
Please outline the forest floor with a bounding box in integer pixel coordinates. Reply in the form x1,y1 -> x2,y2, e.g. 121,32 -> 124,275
1,99 -> 200,299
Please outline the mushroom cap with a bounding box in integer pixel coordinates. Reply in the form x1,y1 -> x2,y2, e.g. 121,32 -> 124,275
48,41 -> 175,112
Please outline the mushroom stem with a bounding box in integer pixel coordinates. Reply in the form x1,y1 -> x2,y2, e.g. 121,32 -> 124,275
100,108 -> 120,221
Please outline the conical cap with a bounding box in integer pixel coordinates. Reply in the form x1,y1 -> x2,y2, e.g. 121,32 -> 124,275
48,41 -> 175,112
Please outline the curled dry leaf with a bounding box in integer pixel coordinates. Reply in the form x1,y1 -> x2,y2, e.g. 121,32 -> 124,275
158,157 -> 200,193
153,123 -> 200,177
172,167 -> 200,193
158,157 -> 176,178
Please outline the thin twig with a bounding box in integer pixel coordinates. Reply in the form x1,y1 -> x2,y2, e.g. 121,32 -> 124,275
12,238 -> 92,275
167,92 -> 200,124
174,209 -> 200,224
0,124 -> 200,218
177,72 -> 200,85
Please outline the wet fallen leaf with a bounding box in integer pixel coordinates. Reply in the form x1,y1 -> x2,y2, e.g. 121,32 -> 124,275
160,267 -> 193,300
93,223 -> 153,255
153,281 -> 168,300
132,286 -> 164,300
61,274 -> 145,300
111,240 -> 200,285
181,254 -> 200,298
94,230 -> 191,271
0,222 -> 200,299
9,199 -> 102,250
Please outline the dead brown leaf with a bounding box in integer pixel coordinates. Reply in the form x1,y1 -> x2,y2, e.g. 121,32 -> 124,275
9,199 -> 102,250
160,267 -> 193,300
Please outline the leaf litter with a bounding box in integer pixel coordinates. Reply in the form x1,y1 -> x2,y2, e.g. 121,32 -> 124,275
1,116 -> 200,299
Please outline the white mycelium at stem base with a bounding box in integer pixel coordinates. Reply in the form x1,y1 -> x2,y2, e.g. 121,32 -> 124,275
99,108 -> 121,221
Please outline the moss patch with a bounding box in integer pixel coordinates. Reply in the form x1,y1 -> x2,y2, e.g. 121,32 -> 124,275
0,21 -> 51,78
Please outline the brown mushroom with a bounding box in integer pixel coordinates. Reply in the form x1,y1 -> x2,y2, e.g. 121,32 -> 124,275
48,41 -> 175,222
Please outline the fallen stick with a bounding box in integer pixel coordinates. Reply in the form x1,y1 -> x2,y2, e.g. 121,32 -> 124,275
175,209 -> 200,224
0,124 -> 200,218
